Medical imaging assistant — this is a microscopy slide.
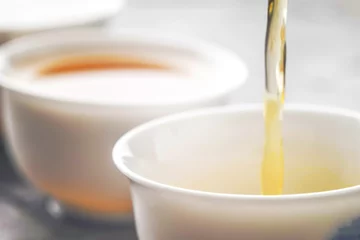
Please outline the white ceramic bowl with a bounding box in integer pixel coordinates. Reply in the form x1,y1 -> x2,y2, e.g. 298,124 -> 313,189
113,104 -> 360,239
0,0 -> 126,42
0,28 -> 248,219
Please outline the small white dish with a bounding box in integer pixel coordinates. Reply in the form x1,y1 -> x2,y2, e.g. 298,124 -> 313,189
0,0 -> 126,42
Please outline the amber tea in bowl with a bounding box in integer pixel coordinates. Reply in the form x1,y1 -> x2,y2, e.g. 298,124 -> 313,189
0,28 -> 248,220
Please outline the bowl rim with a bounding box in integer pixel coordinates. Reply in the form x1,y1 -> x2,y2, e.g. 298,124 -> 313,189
0,27 -> 248,109
0,0 -> 127,34
113,103 -> 360,203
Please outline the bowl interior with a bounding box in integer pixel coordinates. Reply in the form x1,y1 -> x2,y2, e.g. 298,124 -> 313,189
0,29 -> 248,107
114,105 -> 360,196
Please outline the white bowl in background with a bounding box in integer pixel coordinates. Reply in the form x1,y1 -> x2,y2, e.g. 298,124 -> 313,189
0,0 -> 127,43
0,28 -> 248,220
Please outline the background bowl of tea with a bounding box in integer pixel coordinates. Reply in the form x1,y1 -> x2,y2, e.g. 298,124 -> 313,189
0,28 -> 248,220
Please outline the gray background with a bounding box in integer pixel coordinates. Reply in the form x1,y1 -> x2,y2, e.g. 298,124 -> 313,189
2,0 -> 360,239
111,0 -> 360,109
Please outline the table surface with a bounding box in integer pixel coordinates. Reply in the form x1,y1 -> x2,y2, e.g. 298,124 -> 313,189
2,0 -> 360,239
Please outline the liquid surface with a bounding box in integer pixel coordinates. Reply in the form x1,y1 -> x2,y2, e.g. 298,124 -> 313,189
37,54 -> 169,75
31,70 -> 204,104
22,54 -> 212,104
262,0 -> 288,195
137,158 -> 353,195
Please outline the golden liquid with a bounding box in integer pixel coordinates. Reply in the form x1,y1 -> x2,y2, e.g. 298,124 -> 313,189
37,54 -> 169,76
262,98 -> 284,195
262,0 -> 287,195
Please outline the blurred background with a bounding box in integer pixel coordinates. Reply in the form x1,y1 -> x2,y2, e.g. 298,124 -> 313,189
2,0 -> 360,108
1,0 -> 360,239
110,0 -> 360,109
